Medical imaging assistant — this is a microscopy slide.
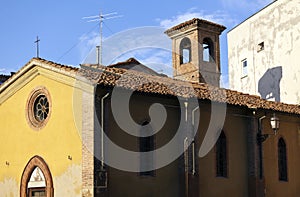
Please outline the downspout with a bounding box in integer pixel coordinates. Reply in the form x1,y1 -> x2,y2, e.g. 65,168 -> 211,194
184,101 -> 188,197
258,115 -> 266,179
191,106 -> 199,175
101,92 -> 110,168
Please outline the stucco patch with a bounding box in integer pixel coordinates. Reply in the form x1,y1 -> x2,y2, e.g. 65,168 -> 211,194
0,178 -> 18,197
54,164 -> 82,197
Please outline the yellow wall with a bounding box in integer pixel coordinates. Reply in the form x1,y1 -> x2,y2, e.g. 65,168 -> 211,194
0,67 -> 83,196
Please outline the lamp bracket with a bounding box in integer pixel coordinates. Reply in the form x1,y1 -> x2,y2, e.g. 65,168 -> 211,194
257,133 -> 269,144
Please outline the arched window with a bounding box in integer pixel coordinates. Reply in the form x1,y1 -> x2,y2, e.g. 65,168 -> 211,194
180,37 -> 191,64
203,37 -> 214,62
216,131 -> 227,177
20,156 -> 53,197
139,121 -> 155,176
27,167 -> 46,196
278,138 -> 288,181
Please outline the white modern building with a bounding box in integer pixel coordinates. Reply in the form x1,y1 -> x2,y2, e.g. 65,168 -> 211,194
228,0 -> 300,104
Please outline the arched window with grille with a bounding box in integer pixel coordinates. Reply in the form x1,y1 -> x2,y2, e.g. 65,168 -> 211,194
278,137 -> 288,181
216,131 -> 227,177
139,121 -> 155,176
180,37 -> 191,64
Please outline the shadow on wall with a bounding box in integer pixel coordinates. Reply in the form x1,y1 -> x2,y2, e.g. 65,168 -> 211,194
258,66 -> 282,102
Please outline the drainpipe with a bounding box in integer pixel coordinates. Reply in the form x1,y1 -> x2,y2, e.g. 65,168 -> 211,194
183,101 -> 189,197
258,115 -> 266,179
191,106 -> 199,175
101,93 -> 110,168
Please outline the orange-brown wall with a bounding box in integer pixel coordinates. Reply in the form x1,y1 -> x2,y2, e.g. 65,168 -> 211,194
96,88 -> 185,197
197,106 -> 249,197
262,114 -> 300,197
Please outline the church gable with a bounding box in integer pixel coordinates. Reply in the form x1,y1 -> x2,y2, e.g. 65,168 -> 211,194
0,58 -> 87,196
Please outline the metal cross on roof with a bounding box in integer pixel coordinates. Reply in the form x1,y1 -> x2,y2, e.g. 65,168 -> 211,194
34,36 -> 40,58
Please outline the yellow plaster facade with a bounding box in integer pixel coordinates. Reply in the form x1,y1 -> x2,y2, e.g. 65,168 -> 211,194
0,61 -> 90,196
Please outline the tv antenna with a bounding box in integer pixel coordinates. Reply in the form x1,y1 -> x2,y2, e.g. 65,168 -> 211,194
83,12 -> 122,65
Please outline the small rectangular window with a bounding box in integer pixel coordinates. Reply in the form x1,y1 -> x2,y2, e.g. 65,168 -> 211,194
242,59 -> 248,77
257,42 -> 264,52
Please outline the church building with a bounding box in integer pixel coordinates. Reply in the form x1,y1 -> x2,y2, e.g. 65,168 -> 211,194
0,18 -> 300,197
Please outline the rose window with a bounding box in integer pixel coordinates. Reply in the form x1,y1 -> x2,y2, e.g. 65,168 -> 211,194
34,95 -> 49,122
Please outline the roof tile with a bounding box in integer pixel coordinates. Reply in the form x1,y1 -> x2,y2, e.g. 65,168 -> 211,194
3,57 -> 300,115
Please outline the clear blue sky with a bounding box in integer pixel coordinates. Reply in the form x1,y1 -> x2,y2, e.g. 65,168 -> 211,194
0,0 -> 272,86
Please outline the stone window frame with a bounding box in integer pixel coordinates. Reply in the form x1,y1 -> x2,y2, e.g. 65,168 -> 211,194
26,86 -> 52,130
180,37 -> 192,64
202,37 -> 215,62
20,155 -> 54,197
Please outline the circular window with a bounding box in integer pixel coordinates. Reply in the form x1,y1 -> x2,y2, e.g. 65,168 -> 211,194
26,87 -> 51,130
33,95 -> 49,121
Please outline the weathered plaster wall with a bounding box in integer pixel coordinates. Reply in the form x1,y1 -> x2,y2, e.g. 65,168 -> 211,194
0,67 -> 83,196
54,164 -> 82,196
228,0 -> 300,104
0,178 -> 18,197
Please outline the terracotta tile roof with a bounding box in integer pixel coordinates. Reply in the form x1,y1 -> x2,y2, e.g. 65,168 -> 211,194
107,58 -> 167,77
0,74 -> 10,84
108,57 -> 141,68
76,59 -> 300,115
2,58 -> 300,115
165,18 -> 226,36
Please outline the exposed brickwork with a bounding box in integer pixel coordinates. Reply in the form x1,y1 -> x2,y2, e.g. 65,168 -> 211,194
164,18 -> 225,87
82,91 -> 95,196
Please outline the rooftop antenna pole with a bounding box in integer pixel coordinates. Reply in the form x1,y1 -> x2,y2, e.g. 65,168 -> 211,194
34,36 -> 40,58
99,11 -> 103,66
96,45 -> 100,65
83,11 -> 122,65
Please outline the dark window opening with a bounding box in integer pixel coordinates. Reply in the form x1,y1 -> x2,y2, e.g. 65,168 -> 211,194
216,131 -> 227,177
203,38 -> 214,62
278,137 -> 288,181
242,59 -> 248,77
139,121 -> 155,176
257,42 -> 264,52
29,188 -> 46,197
180,37 -> 191,64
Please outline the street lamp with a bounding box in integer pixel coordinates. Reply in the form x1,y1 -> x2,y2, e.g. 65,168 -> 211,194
257,113 -> 280,144
270,113 -> 280,135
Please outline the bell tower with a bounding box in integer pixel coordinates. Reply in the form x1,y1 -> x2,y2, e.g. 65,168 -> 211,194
165,18 -> 226,86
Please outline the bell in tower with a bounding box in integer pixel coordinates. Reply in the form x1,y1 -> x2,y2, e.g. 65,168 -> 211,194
165,18 -> 226,87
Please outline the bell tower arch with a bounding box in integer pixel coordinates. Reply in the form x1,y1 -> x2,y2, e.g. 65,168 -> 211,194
165,18 -> 226,86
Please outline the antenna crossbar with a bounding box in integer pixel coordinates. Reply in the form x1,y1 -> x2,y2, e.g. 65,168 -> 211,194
83,11 -> 122,65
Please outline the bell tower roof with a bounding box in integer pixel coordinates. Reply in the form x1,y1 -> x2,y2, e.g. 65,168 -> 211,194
165,18 -> 226,38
